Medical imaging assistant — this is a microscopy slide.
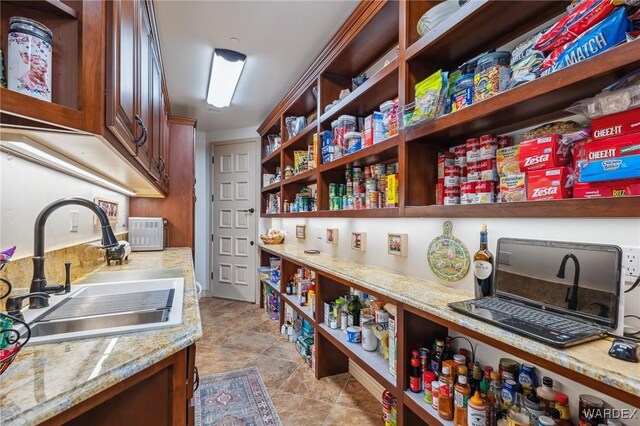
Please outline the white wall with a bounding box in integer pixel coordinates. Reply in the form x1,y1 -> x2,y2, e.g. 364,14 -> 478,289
264,216 -> 640,319
194,131 -> 209,291
0,152 -> 129,259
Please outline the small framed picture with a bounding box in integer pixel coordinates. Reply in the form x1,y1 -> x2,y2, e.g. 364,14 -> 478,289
326,228 -> 339,245
351,232 -> 366,252
94,198 -> 119,224
296,225 -> 306,240
387,233 -> 407,257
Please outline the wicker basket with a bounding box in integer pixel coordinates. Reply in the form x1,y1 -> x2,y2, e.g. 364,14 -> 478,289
260,235 -> 284,245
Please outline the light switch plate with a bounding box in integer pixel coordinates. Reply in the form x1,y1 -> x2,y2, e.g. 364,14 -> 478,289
70,210 -> 79,233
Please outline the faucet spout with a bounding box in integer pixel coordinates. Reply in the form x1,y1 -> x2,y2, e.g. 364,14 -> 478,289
556,253 -> 580,311
30,197 -> 119,308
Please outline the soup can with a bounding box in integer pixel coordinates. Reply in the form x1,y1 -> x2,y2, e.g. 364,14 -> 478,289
8,17 -> 53,101
346,326 -> 362,343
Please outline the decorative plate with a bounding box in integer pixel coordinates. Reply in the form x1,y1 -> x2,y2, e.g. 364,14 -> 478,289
427,221 -> 470,282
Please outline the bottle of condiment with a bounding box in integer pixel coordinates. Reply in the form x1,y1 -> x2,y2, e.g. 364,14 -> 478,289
347,294 -> 362,327
488,371 -> 502,426
454,367 -> 471,426
438,365 -> 455,421
432,381 -> 441,411
477,378 -> 490,426
524,389 -> 546,425
555,393 -> 572,426
578,394 -> 604,426
307,281 -> 316,314
439,337 -> 454,373
431,339 -> 445,374
409,354 -> 422,393
468,391 -> 487,426
470,361 -> 483,394
507,384 -> 530,425
473,223 -> 494,297
424,371 -> 437,405
537,377 -> 557,414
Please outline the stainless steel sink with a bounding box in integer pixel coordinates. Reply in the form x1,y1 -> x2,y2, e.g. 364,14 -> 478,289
18,274 -> 185,345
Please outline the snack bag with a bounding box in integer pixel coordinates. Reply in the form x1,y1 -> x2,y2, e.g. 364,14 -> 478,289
413,70 -> 448,122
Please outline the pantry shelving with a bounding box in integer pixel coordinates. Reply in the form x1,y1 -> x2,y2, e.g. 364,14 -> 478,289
259,243 -> 640,425
259,0 -> 640,219
4,0 -> 78,18
318,323 -> 397,392
281,168 -> 318,187
282,292 -> 315,325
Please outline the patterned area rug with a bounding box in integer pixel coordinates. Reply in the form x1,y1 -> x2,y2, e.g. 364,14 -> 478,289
194,367 -> 282,426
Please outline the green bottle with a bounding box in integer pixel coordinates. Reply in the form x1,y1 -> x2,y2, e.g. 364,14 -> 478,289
347,295 -> 362,327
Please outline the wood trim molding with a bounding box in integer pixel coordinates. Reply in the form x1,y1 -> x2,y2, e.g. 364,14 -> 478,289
168,115 -> 197,127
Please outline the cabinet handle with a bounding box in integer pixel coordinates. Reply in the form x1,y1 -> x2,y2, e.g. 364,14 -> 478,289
158,157 -> 165,173
134,114 -> 148,148
163,174 -> 170,187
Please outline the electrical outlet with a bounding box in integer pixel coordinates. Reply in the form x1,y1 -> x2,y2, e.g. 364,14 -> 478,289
69,210 -> 79,233
622,246 -> 640,281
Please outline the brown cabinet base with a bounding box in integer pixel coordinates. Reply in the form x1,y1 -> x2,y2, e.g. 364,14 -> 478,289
41,345 -> 196,426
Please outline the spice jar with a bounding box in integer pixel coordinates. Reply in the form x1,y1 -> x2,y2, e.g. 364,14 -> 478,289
7,17 -> 53,101
578,394 -> 604,426
474,51 -> 511,103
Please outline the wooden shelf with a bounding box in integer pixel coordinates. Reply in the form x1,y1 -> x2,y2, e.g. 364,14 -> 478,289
262,148 -> 281,166
0,88 -> 85,131
405,0 -> 567,68
282,120 -> 317,151
318,208 -> 400,218
4,0 -> 79,19
282,293 -> 315,325
405,41 -> 640,144
319,135 -> 399,173
264,211 -> 319,218
320,59 -> 399,124
404,390 -> 452,426
260,278 -> 280,294
318,323 -> 397,393
404,197 -> 640,218
281,169 -> 318,187
261,181 -> 282,193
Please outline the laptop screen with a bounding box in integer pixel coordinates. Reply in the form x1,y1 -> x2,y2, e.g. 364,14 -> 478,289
495,238 -> 622,328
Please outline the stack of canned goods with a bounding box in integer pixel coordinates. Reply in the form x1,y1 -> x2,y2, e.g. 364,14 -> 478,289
283,187 -> 316,213
328,163 -> 399,211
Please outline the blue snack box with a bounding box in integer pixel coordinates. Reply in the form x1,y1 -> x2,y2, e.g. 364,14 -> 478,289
580,153 -> 640,183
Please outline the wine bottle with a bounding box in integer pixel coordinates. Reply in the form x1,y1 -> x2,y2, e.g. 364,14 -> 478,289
473,223 -> 494,298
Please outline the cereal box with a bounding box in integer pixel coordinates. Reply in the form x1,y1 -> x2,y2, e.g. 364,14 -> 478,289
526,167 -> 571,201
497,145 -> 521,177
499,173 -> 527,203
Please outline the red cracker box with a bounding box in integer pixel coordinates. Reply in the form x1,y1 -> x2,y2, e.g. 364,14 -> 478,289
591,107 -> 640,140
519,134 -> 570,172
526,167 -> 572,201
585,133 -> 640,161
573,179 -> 640,199
438,152 -> 456,180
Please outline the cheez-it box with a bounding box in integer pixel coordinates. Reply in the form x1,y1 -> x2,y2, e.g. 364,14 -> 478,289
519,135 -> 570,172
526,167 -> 571,201
591,107 -> 640,140
585,133 -> 640,161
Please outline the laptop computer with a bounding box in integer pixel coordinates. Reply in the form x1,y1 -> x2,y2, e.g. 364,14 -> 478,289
449,238 -> 622,347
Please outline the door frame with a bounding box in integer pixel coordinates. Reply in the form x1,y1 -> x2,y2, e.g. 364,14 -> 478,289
209,138 -> 260,302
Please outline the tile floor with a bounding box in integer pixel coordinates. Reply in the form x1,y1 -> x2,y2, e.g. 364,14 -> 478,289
197,297 -> 383,426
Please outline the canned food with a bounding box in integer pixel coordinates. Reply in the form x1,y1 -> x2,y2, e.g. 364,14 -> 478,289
479,134 -> 498,159
474,180 -> 495,203
444,186 -> 461,205
578,394 -> 605,426
479,159 -> 498,181
443,165 -> 461,187
498,135 -> 513,149
461,181 -> 476,204
467,161 -> 481,182
438,152 -> 456,179
452,144 -> 467,168
466,138 -> 481,163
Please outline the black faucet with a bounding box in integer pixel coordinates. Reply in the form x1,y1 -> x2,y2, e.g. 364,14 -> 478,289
6,292 -> 50,321
556,253 -> 580,311
30,197 -> 119,309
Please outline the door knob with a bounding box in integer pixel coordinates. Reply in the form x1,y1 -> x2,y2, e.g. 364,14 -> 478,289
240,208 -> 255,214
250,241 -> 255,246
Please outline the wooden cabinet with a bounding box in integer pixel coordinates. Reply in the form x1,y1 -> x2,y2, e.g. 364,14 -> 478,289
105,0 -> 139,156
42,345 -> 197,426
150,40 -> 164,182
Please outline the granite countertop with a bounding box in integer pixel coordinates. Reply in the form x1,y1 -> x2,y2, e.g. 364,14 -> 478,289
260,243 -> 640,398
0,248 -> 202,425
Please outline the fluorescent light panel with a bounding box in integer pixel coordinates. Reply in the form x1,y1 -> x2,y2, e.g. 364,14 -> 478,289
206,48 -> 246,108
2,141 -> 137,196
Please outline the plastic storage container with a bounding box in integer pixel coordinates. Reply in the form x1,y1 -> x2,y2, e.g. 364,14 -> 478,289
474,51 -> 511,103
344,131 -> 362,155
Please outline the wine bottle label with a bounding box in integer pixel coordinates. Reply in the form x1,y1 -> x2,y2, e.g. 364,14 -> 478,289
474,260 -> 493,280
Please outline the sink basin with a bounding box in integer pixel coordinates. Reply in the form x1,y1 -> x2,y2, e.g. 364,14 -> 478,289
19,275 -> 184,345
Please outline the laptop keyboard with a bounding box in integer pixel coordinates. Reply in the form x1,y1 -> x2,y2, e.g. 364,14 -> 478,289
472,297 -> 604,338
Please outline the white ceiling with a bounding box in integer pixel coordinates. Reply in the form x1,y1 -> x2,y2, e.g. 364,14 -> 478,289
154,0 -> 358,133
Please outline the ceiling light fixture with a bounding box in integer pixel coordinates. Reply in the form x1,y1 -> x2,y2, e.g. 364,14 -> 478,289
1,141 -> 137,196
206,48 -> 246,108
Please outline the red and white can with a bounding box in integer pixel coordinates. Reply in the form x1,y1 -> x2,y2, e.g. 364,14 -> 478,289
466,138 -> 481,163
438,152 -> 456,180
479,134 -> 498,160
443,165 -> 461,187
435,183 -> 444,206
460,181 -> 476,204
443,186 -> 461,205
498,135 -> 513,149
467,161 -> 481,182
479,159 -> 498,181
474,180 -> 495,204
452,144 -> 467,168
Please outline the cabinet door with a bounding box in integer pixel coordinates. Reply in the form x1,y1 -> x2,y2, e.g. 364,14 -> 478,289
135,0 -> 153,172
150,40 -> 163,182
160,94 -> 171,190
106,0 -> 138,155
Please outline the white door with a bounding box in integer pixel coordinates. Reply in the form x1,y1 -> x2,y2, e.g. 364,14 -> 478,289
212,141 -> 257,302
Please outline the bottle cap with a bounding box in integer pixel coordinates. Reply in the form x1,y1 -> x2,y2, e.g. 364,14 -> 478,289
479,377 -> 490,392
458,375 -> 467,384
411,358 -> 420,367
555,392 -> 569,405
542,376 -> 553,387
490,371 -> 500,381
458,365 -> 468,376
470,391 -> 483,406
442,366 -> 450,375
453,354 -> 466,364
